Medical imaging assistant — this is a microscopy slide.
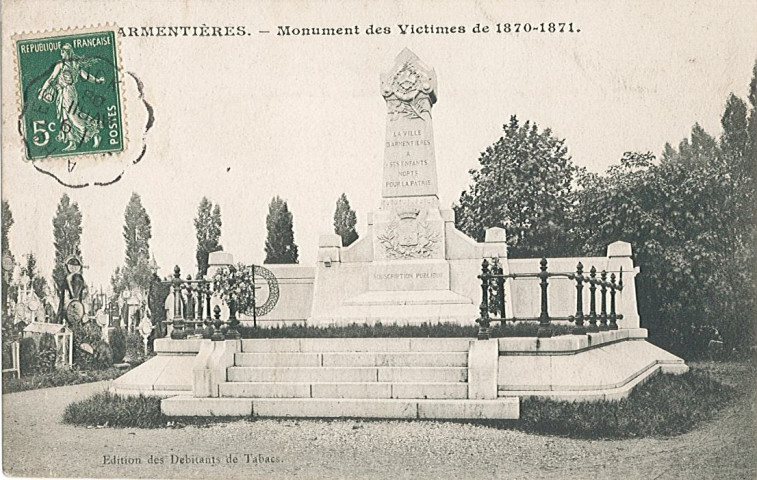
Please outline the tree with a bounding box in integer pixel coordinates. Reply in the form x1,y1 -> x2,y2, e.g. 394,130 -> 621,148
264,196 -> 298,264
333,193 -> 358,247
574,90 -> 756,357
748,61 -> 757,167
124,193 -> 151,270
111,193 -> 152,297
1,199 -> 13,260
453,115 -> 577,257
20,253 -> 49,300
2,199 -> 14,313
52,193 -> 83,294
194,197 -> 223,276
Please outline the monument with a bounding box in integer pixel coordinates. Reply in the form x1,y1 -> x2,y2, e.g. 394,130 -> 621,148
309,49 -> 505,325
206,48 -> 639,329
113,49 -> 668,419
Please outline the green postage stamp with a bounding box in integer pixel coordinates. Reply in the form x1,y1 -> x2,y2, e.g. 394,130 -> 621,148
15,28 -> 124,160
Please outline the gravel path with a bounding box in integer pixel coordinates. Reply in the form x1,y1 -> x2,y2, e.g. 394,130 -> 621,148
3,362 -> 755,480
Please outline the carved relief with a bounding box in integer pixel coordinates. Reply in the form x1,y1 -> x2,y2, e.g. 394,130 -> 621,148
380,48 -> 437,121
376,208 -> 440,259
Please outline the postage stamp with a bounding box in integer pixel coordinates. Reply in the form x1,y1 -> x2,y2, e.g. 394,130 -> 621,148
15,28 -> 124,160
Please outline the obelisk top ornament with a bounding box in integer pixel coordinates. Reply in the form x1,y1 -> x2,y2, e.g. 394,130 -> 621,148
379,48 -> 440,204
380,48 -> 437,118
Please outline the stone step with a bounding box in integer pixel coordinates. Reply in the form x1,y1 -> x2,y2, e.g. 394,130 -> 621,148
218,381 -> 468,399
228,366 -> 379,383
162,397 -> 520,419
379,367 -> 467,383
228,366 -> 467,383
240,337 -> 473,353
321,352 -> 468,367
235,353 -> 322,367
235,351 -> 469,368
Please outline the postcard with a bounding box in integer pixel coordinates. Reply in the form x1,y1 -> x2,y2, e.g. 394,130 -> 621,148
2,1 -> 756,479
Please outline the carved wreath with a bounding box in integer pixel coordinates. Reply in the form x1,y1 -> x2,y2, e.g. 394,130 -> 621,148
376,219 -> 440,259
384,62 -> 433,121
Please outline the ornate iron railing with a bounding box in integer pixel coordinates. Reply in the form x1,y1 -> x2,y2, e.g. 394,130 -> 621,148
154,266 -> 241,342
151,263 -> 281,341
476,258 -> 624,340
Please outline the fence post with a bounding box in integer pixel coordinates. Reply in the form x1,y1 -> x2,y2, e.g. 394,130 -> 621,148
537,257 -> 552,338
587,266 -> 599,332
170,266 -> 186,340
186,275 -> 196,335
251,265 -> 258,329
476,259 -> 491,340
571,262 -> 586,335
211,305 -> 225,341
225,300 -> 241,340
196,277 -> 204,324
205,279 -> 212,323
599,270 -> 609,331
609,273 -> 620,330
495,260 -> 505,319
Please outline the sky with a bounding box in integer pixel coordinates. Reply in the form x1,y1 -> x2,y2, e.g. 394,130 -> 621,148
2,0 -> 757,292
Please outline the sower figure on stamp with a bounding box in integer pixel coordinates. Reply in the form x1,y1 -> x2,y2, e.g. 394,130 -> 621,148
37,43 -> 104,151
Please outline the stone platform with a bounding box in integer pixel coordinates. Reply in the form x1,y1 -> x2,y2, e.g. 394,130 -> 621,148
162,397 -> 520,420
110,329 -> 687,419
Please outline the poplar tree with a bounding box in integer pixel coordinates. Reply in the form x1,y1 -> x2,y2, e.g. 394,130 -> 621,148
333,193 -> 359,247
52,193 -> 83,292
2,199 -> 14,312
264,196 -> 299,264
194,197 -> 223,276
111,193 -> 152,297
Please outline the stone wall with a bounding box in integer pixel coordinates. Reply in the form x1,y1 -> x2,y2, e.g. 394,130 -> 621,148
239,265 -> 315,326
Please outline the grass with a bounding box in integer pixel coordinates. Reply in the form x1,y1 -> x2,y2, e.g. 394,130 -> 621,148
61,363 -> 745,437
62,392 -> 168,428
2,367 -> 127,394
61,391 -> 236,428
239,321 -> 574,338
515,368 -> 738,439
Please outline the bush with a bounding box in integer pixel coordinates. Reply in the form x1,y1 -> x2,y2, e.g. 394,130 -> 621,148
109,327 -> 127,363
125,332 -> 147,365
70,321 -> 105,368
91,340 -> 114,369
237,322 -> 573,339
62,392 -> 169,428
516,369 -> 735,439
19,337 -> 37,375
37,333 -> 58,374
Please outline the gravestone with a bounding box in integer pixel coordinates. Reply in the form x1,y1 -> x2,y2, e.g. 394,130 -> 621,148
309,49 -> 507,326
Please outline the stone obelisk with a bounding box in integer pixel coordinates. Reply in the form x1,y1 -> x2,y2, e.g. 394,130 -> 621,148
370,49 -> 449,290
379,48 -> 439,208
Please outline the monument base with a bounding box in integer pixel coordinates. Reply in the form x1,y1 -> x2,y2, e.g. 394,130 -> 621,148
309,289 -> 476,327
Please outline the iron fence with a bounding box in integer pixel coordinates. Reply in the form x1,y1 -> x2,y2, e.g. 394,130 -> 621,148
476,257 -> 624,340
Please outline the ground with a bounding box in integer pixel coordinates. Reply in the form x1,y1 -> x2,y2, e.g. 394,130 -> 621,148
2,361 -> 755,480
